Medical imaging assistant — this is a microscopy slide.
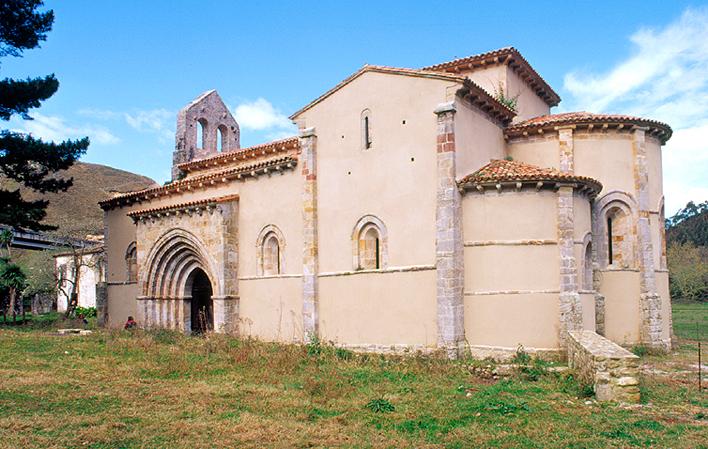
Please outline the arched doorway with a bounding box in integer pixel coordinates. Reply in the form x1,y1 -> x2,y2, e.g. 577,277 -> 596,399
188,268 -> 213,334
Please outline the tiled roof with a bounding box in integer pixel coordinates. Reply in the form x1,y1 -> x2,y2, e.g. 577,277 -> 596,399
99,156 -> 297,210
458,159 -> 602,193
290,65 -> 468,119
178,137 -> 299,172
505,112 -> 672,143
422,47 -> 561,107
127,195 -> 239,219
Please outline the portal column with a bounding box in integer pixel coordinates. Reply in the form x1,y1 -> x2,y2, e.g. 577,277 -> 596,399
434,102 -> 465,358
212,296 -> 239,334
300,127 -> 319,342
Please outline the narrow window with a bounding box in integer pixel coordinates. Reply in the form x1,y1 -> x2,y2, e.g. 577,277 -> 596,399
217,125 -> 227,152
361,110 -> 372,150
607,217 -> 613,265
359,226 -> 380,269
583,242 -> 593,290
263,234 -> 281,275
126,243 -> 138,282
196,118 -> 208,149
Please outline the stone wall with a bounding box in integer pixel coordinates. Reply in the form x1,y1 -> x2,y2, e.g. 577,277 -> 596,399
567,330 -> 640,403
434,102 -> 464,358
135,197 -> 239,333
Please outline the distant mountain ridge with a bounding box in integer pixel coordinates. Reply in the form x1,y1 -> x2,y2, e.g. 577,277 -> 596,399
1,162 -> 157,237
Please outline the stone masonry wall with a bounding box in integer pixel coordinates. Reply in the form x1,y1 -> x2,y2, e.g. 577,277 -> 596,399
299,127 -> 319,342
558,186 -> 583,345
434,102 -> 464,358
135,199 -> 239,333
567,330 -> 640,403
632,129 -> 668,350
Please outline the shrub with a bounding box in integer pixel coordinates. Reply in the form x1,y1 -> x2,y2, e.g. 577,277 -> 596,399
365,398 -> 395,413
667,243 -> 707,301
73,306 -> 97,318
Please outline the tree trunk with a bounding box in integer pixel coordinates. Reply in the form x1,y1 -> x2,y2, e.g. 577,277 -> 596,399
9,287 -> 16,323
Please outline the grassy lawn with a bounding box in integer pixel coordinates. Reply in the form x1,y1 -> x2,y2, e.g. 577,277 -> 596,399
672,301 -> 708,341
0,306 -> 704,448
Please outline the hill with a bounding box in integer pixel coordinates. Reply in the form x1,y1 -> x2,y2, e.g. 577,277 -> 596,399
1,162 -> 157,237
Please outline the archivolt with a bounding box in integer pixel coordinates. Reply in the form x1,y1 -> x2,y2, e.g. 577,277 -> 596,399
142,229 -> 219,299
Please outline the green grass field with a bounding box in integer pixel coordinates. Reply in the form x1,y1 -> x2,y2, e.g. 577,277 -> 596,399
0,303 -> 705,448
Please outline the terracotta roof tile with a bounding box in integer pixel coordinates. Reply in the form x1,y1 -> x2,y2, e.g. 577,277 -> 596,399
127,195 -> 239,218
99,155 -> 297,210
422,47 -> 561,107
458,159 -> 602,193
506,112 -> 672,143
178,136 -> 299,172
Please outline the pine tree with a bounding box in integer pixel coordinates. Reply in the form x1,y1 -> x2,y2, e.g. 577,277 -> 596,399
0,0 -> 88,231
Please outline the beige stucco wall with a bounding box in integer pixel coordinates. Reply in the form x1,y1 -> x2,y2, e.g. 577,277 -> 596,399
580,292 -> 596,331
464,190 -> 557,241
462,189 -> 561,350
507,136 -> 559,170
239,277 -> 303,342
574,132 -> 635,197
464,65 -> 507,99
504,67 -> 550,122
454,98 -> 505,178
462,65 -> 550,123
106,283 -> 138,327
298,71 -> 456,273
465,293 -> 560,350
600,270 -> 641,345
294,72 -> 461,347
319,270 -> 437,348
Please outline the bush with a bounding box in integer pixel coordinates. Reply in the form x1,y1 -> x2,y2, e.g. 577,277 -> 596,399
73,306 -> 97,318
365,398 -> 395,413
667,243 -> 708,301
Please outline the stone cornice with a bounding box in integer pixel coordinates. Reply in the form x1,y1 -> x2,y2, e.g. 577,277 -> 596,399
505,112 -> 672,144
100,156 -> 297,210
127,194 -> 239,222
177,137 -> 299,173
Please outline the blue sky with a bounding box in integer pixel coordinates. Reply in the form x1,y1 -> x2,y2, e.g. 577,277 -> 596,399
4,0 -> 707,215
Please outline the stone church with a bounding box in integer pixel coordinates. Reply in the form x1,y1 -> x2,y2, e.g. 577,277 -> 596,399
100,47 -> 673,358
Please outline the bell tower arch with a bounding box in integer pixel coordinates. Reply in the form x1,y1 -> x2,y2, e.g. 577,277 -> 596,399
172,90 -> 240,179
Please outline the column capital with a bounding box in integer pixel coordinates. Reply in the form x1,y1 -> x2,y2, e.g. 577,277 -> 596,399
299,127 -> 317,138
434,102 -> 456,116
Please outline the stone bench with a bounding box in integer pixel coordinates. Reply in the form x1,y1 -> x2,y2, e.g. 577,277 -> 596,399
567,330 -> 640,403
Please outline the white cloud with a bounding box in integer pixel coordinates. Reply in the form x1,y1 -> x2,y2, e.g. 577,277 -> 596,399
76,108 -> 121,120
563,7 -> 708,214
124,108 -> 174,143
233,98 -> 295,131
14,113 -> 120,145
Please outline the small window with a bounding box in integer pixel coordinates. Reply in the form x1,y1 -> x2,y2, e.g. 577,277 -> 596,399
217,125 -> 227,152
359,226 -> 380,269
257,225 -> 285,276
126,242 -> 138,282
583,241 -> 593,290
196,118 -> 208,149
263,233 -> 280,275
361,109 -> 372,150
605,205 -> 632,268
